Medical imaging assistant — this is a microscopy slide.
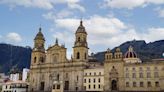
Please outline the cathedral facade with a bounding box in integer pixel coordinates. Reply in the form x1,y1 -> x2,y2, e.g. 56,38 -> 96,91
29,21 -> 164,92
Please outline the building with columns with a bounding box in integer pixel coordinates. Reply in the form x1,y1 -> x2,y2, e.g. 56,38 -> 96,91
29,20 -> 164,92
29,21 -> 89,92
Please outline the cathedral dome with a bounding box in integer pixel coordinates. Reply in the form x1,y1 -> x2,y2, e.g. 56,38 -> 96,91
124,46 -> 137,58
34,27 -> 45,41
76,20 -> 87,34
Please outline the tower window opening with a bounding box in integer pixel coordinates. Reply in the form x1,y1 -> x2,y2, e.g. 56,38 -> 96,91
40,57 -> 44,63
106,55 -> 108,59
85,53 -> 87,59
78,37 -> 80,41
57,74 -> 59,81
77,52 -> 80,59
34,57 -> 37,63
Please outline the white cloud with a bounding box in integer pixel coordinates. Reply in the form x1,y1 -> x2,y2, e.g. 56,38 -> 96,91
43,9 -> 73,19
52,15 -> 132,49
0,0 -> 53,10
68,3 -> 85,12
52,31 -> 74,44
0,0 -> 85,11
43,12 -> 164,53
51,15 -> 164,50
6,32 -> 22,43
141,28 -> 164,42
155,8 -> 164,18
55,15 -> 127,36
42,12 -> 56,20
56,9 -> 73,18
103,0 -> 164,9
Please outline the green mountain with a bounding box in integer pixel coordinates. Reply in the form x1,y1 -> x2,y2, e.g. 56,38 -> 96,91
0,43 -> 32,74
1,40 -> 164,74
94,40 -> 164,62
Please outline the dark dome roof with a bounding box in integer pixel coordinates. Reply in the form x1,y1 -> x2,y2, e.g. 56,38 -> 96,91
124,46 -> 137,58
34,27 -> 45,41
76,20 -> 87,34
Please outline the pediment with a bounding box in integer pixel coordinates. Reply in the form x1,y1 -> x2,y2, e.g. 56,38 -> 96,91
47,44 -> 65,51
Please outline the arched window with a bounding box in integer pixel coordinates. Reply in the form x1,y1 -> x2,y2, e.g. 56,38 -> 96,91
77,52 -> 80,59
53,56 -> 57,62
40,57 -> 44,63
78,37 -> 80,41
106,55 -> 108,59
34,57 -> 37,63
85,53 -> 87,59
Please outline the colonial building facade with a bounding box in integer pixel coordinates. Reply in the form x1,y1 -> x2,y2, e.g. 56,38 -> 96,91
29,21 -> 164,92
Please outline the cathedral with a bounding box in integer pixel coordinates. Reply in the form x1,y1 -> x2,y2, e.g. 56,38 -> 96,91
29,20 -> 164,92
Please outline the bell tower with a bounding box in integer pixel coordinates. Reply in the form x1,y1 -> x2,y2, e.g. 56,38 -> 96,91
31,27 -> 46,65
73,20 -> 88,61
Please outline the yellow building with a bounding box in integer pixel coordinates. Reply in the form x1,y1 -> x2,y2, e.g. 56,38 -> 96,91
104,46 -> 164,92
29,21 -> 88,92
29,20 -> 164,92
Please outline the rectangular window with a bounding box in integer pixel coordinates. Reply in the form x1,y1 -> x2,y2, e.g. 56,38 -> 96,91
99,72 -> 101,75
89,85 -> 90,89
126,82 -> 129,87
140,82 -> 144,87
53,85 -> 55,89
147,72 -> 151,78
90,73 -> 91,75
93,78 -> 96,83
76,87 -> 78,90
94,72 -> 96,75
89,79 -> 91,83
139,73 -> 143,78
132,73 -> 136,78
93,85 -> 95,89
84,86 -> 86,90
133,82 -> 136,87
85,73 -> 87,76
99,84 -> 101,89
126,73 -> 129,78
57,85 -> 60,89
98,78 -> 101,83
84,79 -> 86,83
147,81 -> 151,87
155,81 -> 159,87
154,72 -> 159,78
132,67 -> 136,71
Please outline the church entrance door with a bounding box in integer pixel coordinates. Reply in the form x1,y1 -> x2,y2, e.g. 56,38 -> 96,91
111,80 -> 117,91
64,81 -> 69,90
40,82 -> 45,91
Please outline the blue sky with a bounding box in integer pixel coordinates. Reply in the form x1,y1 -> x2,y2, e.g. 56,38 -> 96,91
0,0 -> 164,58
